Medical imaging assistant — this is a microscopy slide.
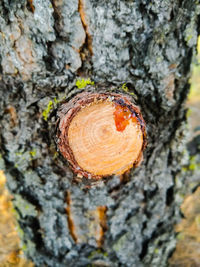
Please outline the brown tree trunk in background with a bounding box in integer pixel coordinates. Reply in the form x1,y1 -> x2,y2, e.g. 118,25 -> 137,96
0,1 -> 199,266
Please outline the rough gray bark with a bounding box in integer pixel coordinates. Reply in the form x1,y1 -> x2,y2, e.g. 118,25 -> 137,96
0,0 -> 199,266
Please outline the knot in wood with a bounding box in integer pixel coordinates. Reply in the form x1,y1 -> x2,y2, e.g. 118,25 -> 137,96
56,92 -> 147,179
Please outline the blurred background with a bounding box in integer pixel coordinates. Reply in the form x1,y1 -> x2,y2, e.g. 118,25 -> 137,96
0,38 -> 200,267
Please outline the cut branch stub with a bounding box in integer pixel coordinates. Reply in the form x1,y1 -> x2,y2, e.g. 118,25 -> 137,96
56,92 -> 147,179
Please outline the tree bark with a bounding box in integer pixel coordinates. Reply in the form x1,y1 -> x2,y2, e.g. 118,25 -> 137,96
0,0 -> 199,266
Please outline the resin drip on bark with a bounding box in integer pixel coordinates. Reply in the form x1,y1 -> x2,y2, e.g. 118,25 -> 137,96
56,92 -> 147,179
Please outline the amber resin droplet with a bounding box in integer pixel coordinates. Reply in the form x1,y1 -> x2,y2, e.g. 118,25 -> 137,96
56,92 -> 147,179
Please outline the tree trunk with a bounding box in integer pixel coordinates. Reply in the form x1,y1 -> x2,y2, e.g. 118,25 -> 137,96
0,0 -> 199,266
